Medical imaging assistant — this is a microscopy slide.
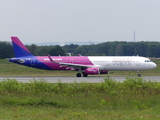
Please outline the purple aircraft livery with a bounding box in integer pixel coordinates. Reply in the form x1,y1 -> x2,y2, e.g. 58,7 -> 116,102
8,37 -> 157,77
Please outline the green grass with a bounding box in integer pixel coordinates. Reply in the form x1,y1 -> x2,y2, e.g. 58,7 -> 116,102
0,78 -> 160,119
0,106 -> 160,120
0,58 -> 160,76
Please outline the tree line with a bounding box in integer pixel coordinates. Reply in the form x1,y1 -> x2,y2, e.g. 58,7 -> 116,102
63,41 -> 160,57
0,41 -> 160,59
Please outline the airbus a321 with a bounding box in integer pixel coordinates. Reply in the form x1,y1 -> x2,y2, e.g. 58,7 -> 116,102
8,37 -> 157,77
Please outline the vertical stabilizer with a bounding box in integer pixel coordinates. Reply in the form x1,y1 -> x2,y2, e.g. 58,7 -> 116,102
11,37 -> 33,57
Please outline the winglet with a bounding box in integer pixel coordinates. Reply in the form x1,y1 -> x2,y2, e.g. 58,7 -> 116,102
11,37 -> 33,57
47,54 -> 59,63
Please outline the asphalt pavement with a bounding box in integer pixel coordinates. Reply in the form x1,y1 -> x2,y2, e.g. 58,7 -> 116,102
0,76 -> 159,83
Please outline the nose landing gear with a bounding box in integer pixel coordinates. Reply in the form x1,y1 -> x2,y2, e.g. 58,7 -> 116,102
137,74 -> 141,77
137,70 -> 141,77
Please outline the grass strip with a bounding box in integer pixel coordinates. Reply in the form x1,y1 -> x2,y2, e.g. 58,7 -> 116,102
0,77 -> 160,119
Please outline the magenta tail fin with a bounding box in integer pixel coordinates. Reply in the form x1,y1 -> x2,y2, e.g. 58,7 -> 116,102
11,37 -> 33,57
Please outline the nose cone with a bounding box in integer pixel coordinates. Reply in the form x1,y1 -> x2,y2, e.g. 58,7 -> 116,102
151,62 -> 157,69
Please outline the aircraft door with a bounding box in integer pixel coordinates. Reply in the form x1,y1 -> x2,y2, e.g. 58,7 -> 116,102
31,58 -> 35,66
136,59 -> 140,66
106,60 -> 110,66
69,59 -> 73,63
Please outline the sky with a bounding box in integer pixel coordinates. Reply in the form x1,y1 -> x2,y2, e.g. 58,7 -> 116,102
1,0 -> 160,45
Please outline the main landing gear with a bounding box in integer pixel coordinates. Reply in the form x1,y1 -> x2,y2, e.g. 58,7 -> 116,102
137,70 -> 141,77
76,73 -> 81,77
76,73 -> 88,77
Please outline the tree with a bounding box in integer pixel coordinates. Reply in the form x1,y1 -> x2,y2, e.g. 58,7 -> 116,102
48,45 -> 65,56
0,42 -> 14,58
134,42 -> 147,56
146,45 -> 156,57
28,44 -> 37,55
154,45 -> 160,57
63,44 -> 79,54
74,46 -> 86,55
108,43 -> 117,56
115,44 -> 123,56
123,44 -> 135,56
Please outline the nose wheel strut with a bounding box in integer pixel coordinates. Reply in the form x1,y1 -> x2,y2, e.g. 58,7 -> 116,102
137,70 -> 141,77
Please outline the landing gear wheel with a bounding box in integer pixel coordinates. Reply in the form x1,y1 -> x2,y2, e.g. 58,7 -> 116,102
137,74 -> 141,77
76,73 -> 81,77
137,70 -> 141,77
82,73 -> 88,77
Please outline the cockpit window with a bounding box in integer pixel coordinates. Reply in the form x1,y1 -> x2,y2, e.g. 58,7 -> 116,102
145,60 -> 151,62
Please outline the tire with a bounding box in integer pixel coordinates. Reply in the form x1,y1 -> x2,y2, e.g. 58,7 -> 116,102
76,73 -> 81,77
137,74 -> 141,77
82,73 -> 88,77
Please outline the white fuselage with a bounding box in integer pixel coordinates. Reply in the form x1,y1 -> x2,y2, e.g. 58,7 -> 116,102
88,56 -> 157,71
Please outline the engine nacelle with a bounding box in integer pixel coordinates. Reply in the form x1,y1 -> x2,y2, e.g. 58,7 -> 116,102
100,70 -> 109,74
84,67 -> 100,75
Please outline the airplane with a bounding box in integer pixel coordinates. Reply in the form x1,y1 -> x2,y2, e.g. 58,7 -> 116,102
8,37 -> 157,77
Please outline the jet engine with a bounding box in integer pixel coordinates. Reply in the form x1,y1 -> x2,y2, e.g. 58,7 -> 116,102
84,67 -> 100,75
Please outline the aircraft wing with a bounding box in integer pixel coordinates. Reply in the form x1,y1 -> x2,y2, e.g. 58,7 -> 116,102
47,54 -> 94,70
